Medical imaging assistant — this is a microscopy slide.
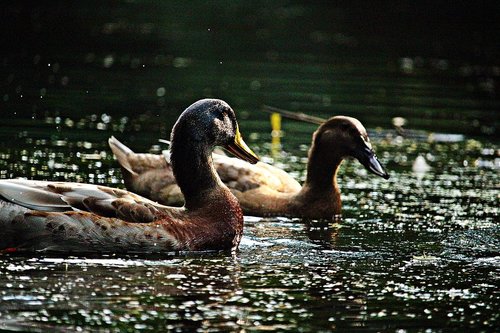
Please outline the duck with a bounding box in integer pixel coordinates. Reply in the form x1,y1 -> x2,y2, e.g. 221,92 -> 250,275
0,99 -> 259,253
109,115 -> 389,219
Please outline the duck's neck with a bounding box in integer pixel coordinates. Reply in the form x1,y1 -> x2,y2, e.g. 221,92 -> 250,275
295,144 -> 343,216
170,140 -> 220,210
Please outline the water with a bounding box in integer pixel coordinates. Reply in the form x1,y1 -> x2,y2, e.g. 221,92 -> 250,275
0,2 -> 499,332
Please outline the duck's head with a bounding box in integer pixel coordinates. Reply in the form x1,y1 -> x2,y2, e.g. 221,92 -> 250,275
312,116 -> 389,179
171,99 -> 259,164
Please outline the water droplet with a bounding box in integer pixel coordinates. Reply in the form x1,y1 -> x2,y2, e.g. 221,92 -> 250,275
101,113 -> 111,124
103,55 -> 114,68
156,87 -> 166,97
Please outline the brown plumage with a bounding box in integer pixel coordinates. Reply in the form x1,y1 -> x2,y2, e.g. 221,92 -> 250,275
0,99 -> 259,254
109,116 -> 389,219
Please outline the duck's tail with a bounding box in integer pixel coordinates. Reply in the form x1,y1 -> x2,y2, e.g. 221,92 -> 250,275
108,136 -> 170,194
108,136 -> 139,189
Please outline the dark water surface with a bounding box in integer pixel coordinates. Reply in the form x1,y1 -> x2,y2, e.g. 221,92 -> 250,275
1,2 -> 499,332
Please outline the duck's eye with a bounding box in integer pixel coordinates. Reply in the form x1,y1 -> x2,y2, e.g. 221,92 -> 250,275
213,113 -> 234,137
361,135 -> 373,149
214,109 -> 225,121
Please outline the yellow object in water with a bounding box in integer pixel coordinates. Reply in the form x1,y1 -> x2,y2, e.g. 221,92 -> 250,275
271,112 -> 281,136
270,112 -> 281,156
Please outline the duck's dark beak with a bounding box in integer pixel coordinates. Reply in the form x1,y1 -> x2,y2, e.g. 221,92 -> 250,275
225,125 -> 259,164
356,144 -> 390,179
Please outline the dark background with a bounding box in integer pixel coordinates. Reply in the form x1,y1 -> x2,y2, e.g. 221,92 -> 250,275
3,1 -> 500,61
1,1 -> 499,138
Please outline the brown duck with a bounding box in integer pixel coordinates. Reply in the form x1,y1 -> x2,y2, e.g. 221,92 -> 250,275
109,115 -> 389,219
0,99 -> 259,253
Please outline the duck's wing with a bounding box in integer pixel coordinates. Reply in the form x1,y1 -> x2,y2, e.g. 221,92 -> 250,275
0,179 -> 165,223
213,154 -> 301,193
153,153 -> 301,205
0,179 -> 193,252
0,205 -> 182,253
251,162 -> 302,193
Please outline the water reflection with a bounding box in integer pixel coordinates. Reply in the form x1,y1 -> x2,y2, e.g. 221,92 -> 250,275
1,255 -> 245,331
0,132 -> 498,330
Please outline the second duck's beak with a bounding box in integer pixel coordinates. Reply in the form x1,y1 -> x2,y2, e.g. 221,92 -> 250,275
356,144 -> 390,179
225,126 -> 259,164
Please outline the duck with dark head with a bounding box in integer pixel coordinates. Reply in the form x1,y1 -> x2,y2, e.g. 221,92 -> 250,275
0,99 -> 259,254
109,115 -> 388,220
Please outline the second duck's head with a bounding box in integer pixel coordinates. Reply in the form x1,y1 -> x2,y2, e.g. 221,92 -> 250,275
311,116 -> 389,179
170,99 -> 259,164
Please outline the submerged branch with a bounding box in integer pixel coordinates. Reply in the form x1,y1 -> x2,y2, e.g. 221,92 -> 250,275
261,105 -> 325,125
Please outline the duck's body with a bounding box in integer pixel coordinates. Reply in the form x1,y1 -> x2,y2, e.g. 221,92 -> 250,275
0,99 -> 258,253
110,116 -> 389,219
0,180 -> 241,253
